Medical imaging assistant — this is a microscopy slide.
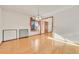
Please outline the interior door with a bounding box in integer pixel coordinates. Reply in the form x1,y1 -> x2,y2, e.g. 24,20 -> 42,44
44,22 -> 48,33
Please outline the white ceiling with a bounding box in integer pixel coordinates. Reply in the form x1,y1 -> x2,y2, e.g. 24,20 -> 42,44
0,5 -> 74,17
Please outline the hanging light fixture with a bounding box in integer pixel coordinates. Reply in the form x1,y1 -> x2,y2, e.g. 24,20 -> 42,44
35,7 -> 42,21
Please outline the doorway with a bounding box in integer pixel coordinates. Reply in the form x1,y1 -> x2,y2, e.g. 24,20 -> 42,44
44,22 -> 48,33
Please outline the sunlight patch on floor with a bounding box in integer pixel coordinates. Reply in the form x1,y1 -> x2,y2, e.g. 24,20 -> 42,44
48,33 -> 79,47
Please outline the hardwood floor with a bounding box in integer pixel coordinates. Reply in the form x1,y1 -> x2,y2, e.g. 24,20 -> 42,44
0,33 -> 79,54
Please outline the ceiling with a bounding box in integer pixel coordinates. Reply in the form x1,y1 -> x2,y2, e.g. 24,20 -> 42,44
0,5 -> 74,17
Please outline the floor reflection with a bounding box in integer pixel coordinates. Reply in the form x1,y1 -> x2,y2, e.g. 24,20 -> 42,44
0,32 -> 79,54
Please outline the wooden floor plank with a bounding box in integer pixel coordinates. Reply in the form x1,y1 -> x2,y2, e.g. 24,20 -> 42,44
0,33 -> 79,54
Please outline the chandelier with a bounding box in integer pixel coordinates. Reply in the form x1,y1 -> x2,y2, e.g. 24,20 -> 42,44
35,7 -> 42,21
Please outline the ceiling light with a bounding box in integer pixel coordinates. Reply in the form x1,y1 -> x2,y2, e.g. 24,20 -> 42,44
35,7 -> 42,21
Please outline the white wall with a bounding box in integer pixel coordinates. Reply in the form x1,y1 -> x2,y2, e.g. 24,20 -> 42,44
2,9 -> 41,40
2,9 -> 29,40
0,8 -> 2,43
2,9 -> 29,29
41,21 -> 45,33
48,18 -> 52,32
54,6 -> 79,42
